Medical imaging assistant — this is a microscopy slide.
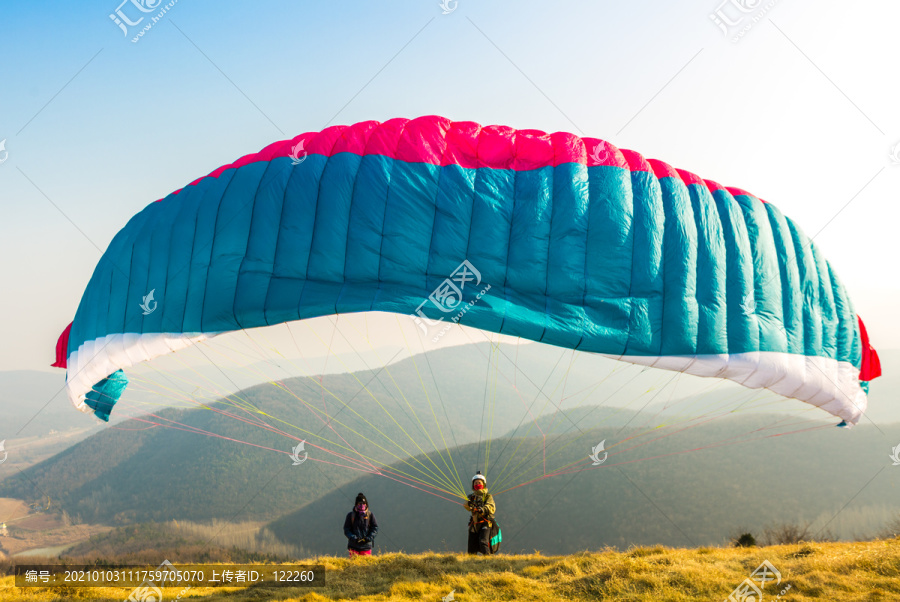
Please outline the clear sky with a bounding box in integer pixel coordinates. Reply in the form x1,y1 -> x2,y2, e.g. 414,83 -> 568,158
1,0 -> 898,372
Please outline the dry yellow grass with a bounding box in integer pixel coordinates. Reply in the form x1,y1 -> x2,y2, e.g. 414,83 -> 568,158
163,519 -> 306,558
2,539 -> 899,601
0,500 -> 30,524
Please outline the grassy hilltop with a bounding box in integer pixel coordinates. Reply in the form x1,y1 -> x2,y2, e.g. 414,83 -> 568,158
3,539 -> 900,601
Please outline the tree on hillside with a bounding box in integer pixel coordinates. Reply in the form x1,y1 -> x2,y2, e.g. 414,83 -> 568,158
878,514 -> 900,539
761,522 -> 835,546
731,532 -> 756,547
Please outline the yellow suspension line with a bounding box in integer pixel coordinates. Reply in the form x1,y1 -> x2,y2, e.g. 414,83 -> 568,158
338,315 -> 465,497
491,346 -> 584,492
180,331 -> 462,496
394,316 -> 466,496
300,319 -> 463,496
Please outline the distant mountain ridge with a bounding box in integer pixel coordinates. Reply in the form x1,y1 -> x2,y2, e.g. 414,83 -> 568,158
2,342 -> 631,523
271,415 -> 900,554
1,344 -> 896,553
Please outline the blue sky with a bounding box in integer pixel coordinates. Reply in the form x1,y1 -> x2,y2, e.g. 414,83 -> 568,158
1,0 -> 898,371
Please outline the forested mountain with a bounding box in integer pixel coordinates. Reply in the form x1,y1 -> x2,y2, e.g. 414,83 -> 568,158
2,343 -> 896,554
271,416 -> 900,555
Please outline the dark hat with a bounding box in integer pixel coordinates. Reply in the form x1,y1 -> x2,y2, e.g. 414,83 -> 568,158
355,492 -> 368,506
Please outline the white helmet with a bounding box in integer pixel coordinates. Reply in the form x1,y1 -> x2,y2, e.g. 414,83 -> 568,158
472,471 -> 486,486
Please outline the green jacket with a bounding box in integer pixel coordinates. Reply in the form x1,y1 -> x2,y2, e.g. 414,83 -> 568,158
464,489 -> 496,530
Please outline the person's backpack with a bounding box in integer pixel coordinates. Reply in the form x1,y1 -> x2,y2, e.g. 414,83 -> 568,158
489,520 -> 502,553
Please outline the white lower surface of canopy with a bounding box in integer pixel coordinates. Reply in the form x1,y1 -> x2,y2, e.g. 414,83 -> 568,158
600,351 -> 866,425
65,332 -> 867,426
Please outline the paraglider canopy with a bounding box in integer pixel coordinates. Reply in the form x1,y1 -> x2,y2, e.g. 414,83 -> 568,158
53,116 -> 880,425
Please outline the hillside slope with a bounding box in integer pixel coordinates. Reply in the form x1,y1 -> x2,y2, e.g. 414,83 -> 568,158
0,343 -> 645,523
271,416 -> 900,555
4,343 -> 896,535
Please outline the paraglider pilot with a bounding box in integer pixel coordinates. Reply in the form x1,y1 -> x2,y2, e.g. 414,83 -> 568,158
344,492 -> 378,556
464,471 -> 496,555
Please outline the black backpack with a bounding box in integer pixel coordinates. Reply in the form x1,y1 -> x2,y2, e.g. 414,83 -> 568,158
489,520 -> 502,553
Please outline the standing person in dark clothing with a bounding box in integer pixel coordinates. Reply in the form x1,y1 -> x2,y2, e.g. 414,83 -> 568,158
463,471 -> 496,555
343,492 -> 378,556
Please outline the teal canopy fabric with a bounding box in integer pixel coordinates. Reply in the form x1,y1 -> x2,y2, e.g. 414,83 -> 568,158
54,116 -> 879,424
